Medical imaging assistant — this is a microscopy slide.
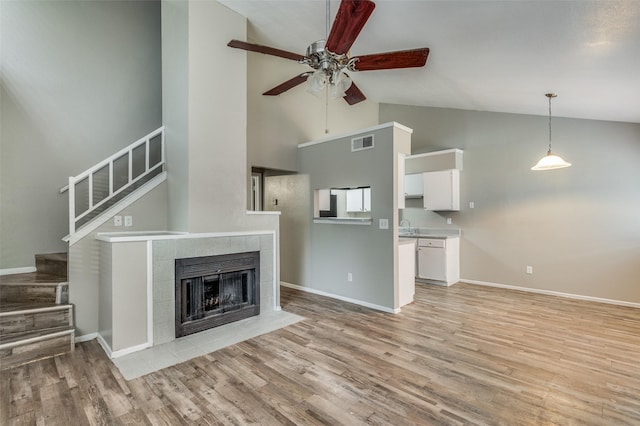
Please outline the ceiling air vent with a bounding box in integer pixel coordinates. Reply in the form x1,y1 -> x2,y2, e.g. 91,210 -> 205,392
351,134 -> 374,152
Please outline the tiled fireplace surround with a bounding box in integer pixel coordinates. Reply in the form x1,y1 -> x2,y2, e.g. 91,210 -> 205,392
151,232 -> 276,346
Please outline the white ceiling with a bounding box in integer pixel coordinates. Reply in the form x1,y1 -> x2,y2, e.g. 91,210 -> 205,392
218,0 -> 640,123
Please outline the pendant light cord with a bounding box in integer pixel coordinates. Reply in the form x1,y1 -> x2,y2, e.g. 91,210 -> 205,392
548,95 -> 552,153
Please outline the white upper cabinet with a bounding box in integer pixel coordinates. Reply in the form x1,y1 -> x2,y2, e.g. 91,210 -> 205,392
346,188 -> 371,212
404,174 -> 424,198
423,169 -> 460,211
363,187 -> 371,212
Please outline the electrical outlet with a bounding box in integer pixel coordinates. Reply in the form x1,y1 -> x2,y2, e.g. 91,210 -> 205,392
124,215 -> 133,227
446,217 -> 452,225
526,265 -> 533,274
114,215 -> 122,226
347,272 -> 353,282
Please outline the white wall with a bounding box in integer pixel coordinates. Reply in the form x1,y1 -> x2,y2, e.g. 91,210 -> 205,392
382,103 -> 640,304
0,0 -> 163,269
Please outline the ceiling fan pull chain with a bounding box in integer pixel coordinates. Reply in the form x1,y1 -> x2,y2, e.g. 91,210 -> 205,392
325,84 -> 330,134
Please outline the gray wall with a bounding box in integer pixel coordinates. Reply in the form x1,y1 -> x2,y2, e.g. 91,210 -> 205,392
381,103 -> 640,303
161,0 -> 189,231
297,125 -> 409,309
264,174 -> 311,286
0,0 -> 162,269
69,182 -> 168,337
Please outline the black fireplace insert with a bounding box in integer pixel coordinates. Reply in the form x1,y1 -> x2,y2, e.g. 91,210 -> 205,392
175,251 -> 260,337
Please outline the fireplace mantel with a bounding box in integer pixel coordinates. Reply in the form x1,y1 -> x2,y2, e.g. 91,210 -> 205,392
96,231 -> 278,358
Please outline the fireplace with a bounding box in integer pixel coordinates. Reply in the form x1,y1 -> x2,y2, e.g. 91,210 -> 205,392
175,251 -> 260,338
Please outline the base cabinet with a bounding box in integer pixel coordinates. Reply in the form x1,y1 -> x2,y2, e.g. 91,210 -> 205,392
398,239 -> 416,306
416,237 -> 459,286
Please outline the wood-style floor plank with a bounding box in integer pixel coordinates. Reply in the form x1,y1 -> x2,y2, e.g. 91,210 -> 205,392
2,282 -> 640,425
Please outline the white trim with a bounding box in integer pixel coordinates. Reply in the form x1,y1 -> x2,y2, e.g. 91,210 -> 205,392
406,148 -> 464,159
460,278 -> 640,309
313,218 -> 372,225
280,281 -> 400,314
111,342 -> 153,359
297,122 -> 413,148
0,266 -> 37,276
147,240 -> 154,347
96,228 -> 275,243
96,333 -> 112,358
65,171 -> 167,245
272,232 -> 278,311
245,210 -> 281,216
75,332 -> 98,343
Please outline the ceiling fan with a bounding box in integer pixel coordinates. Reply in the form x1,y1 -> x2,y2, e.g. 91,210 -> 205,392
228,0 -> 430,105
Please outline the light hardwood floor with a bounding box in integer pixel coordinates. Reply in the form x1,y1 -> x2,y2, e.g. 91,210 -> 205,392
2,283 -> 639,425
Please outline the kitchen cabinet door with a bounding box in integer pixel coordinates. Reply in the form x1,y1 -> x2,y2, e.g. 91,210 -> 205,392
404,173 -> 423,198
346,188 -> 364,212
363,187 -> 371,212
423,169 -> 460,211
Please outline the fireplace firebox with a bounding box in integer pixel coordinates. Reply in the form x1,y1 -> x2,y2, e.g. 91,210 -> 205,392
175,251 -> 260,338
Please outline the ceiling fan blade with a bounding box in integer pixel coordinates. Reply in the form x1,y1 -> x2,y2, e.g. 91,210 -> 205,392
263,73 -> 311,96
227,39 -> 305,62
343,81 -> 366,105
326,0 -> 376,55
352,48 -> 430,71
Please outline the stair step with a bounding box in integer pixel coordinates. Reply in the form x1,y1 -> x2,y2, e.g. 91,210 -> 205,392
0,328 -> 75,370
0,304 -> 73,340
0,280 -> 68,305
34,252 -> 68,278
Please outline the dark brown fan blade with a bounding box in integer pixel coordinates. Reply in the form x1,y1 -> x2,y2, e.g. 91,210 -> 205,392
326,0 -> 376,55
353,48 -> 430,71
263,73 -> 311,96
343,81 -> 366,105
227,40 -> 305,62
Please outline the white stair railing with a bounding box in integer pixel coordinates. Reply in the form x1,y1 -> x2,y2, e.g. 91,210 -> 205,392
62,127 -> 165,236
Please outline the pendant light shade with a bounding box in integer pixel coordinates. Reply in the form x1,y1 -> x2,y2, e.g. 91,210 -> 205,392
532,93 -> 571,171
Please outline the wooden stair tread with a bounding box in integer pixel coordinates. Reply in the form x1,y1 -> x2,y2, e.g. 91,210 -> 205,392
0,301 -> 61,313
0,271 -> 66,285
0,324 -> 74,346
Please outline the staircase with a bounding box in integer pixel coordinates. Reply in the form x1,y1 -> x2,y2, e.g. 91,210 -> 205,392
0,253 -> 74,370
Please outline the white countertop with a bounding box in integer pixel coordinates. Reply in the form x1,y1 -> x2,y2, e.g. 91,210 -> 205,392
398,227 -> 460,239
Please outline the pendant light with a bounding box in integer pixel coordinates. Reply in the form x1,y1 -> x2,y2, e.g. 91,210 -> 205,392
531,93 -> 572,171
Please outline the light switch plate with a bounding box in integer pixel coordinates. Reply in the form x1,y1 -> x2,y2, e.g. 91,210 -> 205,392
379,218 -> 389,229
124,215 -> 133,227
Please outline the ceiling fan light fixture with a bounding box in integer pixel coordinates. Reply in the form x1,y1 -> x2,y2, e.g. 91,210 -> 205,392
328,70 -> 352,99
306,69 -> 326,96
532,93 -> 572,171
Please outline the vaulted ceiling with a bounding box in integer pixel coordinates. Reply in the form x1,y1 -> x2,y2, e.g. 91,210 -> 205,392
219,0 -> 640,123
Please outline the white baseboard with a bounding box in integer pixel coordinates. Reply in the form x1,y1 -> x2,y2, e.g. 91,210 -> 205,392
460,278 -> 640,309
75,332 -> 98,343
280,281 -> 400,314
94,332 -> 151,359
96,333 -> 112,358
111,342 -> 152,359
0,266 -> 37,276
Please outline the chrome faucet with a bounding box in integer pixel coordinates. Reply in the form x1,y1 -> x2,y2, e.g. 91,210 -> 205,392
400,219 -> 411,233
